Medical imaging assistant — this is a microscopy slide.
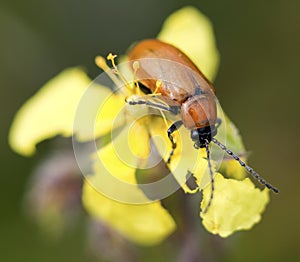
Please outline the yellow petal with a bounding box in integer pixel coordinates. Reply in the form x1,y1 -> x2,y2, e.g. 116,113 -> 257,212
74,85 -> 125,141
9,67 -> 126,156
217,110 -> 246,154
215,106 -> 247,180
128,119 -> 150,160
9,68 -> 91,156
88,123 -> 151,203
200,173 -> 270,238
220,158 -> 247,180
82,181 -> 176,246
158,6 -> 219,81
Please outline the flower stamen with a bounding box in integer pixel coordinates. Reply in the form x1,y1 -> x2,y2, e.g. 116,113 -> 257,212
95,56 -> 125,91
95,54 -> 134,96
132,61 -> 141,95
107,53 -> 133,93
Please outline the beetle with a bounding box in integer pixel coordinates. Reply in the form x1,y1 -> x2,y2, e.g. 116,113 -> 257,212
126,39 -> 278,212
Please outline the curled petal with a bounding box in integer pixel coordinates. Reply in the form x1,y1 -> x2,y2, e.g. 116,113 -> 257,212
200,173 -> 270,238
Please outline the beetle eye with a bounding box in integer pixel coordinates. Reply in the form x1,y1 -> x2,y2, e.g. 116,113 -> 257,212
191,129 -> 200,142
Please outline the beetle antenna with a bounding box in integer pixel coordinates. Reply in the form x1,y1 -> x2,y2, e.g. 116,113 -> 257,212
211,138 -> 279,193
202,141 -> 215,214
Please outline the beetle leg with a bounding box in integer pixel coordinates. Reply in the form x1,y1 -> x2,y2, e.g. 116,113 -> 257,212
126,96 -> 179,114
166,120 -> 183,164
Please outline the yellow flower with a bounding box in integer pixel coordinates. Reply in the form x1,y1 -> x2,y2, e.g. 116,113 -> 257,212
9,6 -> 272,244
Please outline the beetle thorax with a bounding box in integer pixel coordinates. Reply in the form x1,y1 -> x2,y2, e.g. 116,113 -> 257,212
180,94 -> 217,130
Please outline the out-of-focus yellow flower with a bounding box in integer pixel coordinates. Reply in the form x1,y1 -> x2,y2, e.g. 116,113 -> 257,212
24,151 -> 82,238
83,182 -> 176,245
9,6 -> 271,244
9,68 -> 91,156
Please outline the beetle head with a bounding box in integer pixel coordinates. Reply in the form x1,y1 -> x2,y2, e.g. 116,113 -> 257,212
191,125 -> 217,149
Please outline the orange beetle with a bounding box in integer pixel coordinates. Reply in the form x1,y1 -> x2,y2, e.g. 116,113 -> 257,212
127,39 -> 278,211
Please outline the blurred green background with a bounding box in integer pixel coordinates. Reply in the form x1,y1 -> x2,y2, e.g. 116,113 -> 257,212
1,0 -> 299,261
